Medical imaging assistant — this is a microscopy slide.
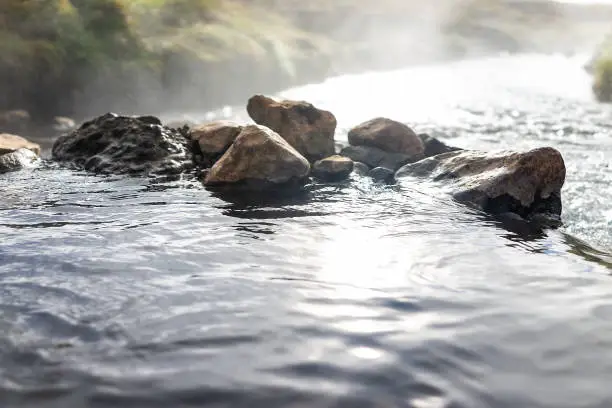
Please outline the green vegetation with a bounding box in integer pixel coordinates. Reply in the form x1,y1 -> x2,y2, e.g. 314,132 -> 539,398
0,0 -> 332,121
0,0 -> 581,120
591,34 -> 612,102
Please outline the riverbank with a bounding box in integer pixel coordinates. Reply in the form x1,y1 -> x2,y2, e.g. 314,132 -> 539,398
2,0 -> 612,136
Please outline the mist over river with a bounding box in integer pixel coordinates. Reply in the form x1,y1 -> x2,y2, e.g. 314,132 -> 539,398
1,53 -> 612,407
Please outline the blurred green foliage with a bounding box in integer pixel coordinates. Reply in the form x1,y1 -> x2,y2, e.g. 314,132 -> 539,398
0,0 -> 334,120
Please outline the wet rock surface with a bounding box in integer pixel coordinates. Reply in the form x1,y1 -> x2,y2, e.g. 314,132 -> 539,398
204,124 -> 310,189
369,166 -> 395,183
0,133 -> 40,156
311,155 -> 354,181
348,117 -> 424,158
396,147 -> 566,219
190,121 -> 243,167
51,113 -> 194,175
247,95 -> 336,162
418,133 -> 462,158
0,148 -> 38,174
340,145 -> 414,172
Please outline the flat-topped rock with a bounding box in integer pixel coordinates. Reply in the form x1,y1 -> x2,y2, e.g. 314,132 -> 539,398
396,147 -> 566,220
52,113 -> 193,175
247,94 -> 336,162
311,155 -> 354,181
0,133 -> 40,156
204,124 -> 310,189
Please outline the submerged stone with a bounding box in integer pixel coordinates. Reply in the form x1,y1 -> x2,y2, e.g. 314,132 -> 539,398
369,166 -> 395,183
247,94 -> 336,162
396,147 -> 566,220
352,161 -> 371,176
340,145 -> 415,172
204,124 -> 310,189
51,113 -> 194,175
311,155 -> 354,181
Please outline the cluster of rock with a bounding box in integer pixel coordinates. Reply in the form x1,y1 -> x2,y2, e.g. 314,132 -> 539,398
0,94 -> 567,222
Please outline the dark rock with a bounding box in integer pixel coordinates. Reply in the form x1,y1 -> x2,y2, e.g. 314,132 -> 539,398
396,147 -> 566,220
348,117 -> 424,157
311,155 -> 354,181
418,133 -> 462,158
353,161 -> 371,176
247,94 -> 336,162
51,113 -> 194,175
369,167 -> 395,183
204,124 -> 310,189
0,133 -> 40,156
0,148 -> 38,174
340,145 -> 416,171
189,121 -> 243,167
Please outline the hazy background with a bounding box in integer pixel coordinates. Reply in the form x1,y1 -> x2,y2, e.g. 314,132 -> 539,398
1,0 -> 612,127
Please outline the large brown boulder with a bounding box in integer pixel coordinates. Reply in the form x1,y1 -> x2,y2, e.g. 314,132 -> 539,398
204,124 -> 310,189
0,133 -> 40,156
348,117 -> 424,158
52,113 -> 194,175
189,121 -> 242,167
396,147 -> 566,220
246,95 -> 336,162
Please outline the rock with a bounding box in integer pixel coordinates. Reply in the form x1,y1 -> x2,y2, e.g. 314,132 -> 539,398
340,145 -> 415,171
189,121 -> 242,167
246,94 -> 336,162
204,124 -> 310,189
369,167 -> 395,183
353,161 -> 371,176
0,148 -> 38,174
0,133 -> 40,156
348,117 -> 424,158
311,155 -> 354,181
396,147 -> 566,219
0,110 -> 30,134
52,113 -> 193,175
418,133 -> 462,158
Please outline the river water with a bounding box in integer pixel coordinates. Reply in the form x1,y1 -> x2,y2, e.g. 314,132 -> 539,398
1,54 -> 612,408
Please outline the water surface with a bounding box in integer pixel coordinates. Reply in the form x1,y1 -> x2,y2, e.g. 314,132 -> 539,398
1,54 -> 612,408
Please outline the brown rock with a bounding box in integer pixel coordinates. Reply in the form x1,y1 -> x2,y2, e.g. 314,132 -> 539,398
190,121 -> 242,159
348,117 -> 424,158
396,147 -> 566,218
0,133 -> 40,156
246,95 -> 336,162
312,155 -> 354,181
204,124 -> 310,188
